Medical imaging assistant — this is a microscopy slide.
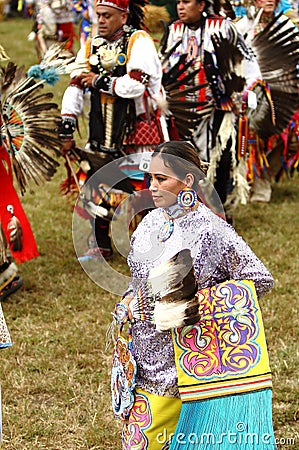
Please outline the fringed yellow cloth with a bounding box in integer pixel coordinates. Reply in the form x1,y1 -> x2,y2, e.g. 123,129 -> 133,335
172,279 -> 272,402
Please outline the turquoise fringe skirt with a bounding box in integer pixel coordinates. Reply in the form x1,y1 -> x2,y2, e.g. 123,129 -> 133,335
169,389 -> 276,449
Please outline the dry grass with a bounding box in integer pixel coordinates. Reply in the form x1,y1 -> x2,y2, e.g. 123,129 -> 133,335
0,16 -> 298,450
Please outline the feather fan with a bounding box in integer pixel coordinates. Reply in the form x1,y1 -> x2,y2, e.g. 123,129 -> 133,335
150,249 -> 200,331
0,63 -> 61,194
27,43 -> 89,85
248,12 -> 299,140
38,42 -> 89,75
128,249 -> 201,330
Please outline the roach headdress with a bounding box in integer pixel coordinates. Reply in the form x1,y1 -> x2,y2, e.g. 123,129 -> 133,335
96,0 -> 148,29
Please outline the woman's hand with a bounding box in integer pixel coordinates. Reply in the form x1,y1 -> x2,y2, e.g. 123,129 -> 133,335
122,295 -> 134,322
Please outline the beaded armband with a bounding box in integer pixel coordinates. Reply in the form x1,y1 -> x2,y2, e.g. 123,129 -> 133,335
93,74 -> 116,95
129,70 -> 150,86
58,115 -> 77,140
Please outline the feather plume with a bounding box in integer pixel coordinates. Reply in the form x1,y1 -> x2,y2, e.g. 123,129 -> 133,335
128,0 -> 148,29
0,63 -> 27,96
224,157 -> 251,215
152,92 -> 169,115
27,43 -> 89,85
0,45 -> 10,62
1,64 -> 61,194
143,5 -> 170,34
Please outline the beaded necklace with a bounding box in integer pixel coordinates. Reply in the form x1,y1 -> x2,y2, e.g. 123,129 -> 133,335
89,25 -> 134,77
157,202 -> 200,243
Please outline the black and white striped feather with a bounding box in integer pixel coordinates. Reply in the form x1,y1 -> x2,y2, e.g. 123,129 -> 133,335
150,249 -> 200,331
161,52 -> 214,140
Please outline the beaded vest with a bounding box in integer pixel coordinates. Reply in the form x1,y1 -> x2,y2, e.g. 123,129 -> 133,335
88,26 -> 136,154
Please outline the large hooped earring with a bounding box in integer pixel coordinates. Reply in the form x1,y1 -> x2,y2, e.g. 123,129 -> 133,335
177,188 -> 198,210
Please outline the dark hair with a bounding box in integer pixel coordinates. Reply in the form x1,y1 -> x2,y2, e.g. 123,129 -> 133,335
152,140 -> 207,189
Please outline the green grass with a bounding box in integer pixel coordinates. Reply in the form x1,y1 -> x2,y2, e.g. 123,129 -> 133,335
0,16 -> 299,450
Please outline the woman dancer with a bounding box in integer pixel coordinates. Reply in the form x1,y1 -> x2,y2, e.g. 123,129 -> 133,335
113,140 -> 276,449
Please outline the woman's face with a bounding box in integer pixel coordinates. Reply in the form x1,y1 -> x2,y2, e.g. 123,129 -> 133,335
148,156 -> 187,208
177,0 -> 206,25
255,0 -> 277,13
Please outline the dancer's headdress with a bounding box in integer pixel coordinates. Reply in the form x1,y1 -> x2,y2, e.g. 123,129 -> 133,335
96,0 -> 148,29
96,0 -> 130,11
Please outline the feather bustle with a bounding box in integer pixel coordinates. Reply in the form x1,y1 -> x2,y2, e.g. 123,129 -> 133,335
1,63 -> 61,194
247,13 -> 299,139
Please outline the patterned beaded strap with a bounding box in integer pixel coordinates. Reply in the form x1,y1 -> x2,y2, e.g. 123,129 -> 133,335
111,307 -> 137,421
113,302 -> 129,325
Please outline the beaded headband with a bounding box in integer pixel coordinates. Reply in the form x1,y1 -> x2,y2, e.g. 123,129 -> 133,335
96,0 -> 130,12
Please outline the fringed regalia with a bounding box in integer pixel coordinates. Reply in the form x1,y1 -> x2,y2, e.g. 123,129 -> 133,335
120,203 -> 275,449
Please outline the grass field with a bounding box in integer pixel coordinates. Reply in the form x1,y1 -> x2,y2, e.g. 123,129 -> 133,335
0,16 -> 299,450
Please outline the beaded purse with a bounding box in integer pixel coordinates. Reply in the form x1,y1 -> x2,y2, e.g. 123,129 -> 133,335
111,303 -> 137,421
